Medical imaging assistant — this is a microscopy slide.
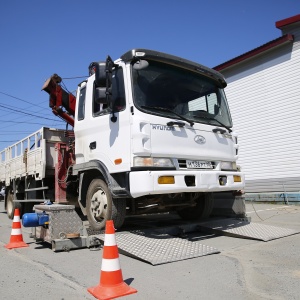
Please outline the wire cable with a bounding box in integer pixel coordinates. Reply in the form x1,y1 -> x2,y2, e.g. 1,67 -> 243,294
0,104 -> 62,121
0,91 -> 45,109
0,120 -> 57,125
62,76 -> 86,79
61,80 -> 72,94
250,201 -> 300,222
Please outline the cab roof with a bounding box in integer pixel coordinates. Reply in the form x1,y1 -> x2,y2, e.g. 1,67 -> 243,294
121,49 -> 227,88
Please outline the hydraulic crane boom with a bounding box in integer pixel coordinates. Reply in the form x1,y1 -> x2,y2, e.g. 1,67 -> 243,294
42,74 -> 76,127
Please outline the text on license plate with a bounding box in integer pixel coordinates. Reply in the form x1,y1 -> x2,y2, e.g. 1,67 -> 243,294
186,160 -> 213,169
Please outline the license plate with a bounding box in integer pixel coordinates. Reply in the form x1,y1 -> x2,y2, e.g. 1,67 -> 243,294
186,160 -> 213,169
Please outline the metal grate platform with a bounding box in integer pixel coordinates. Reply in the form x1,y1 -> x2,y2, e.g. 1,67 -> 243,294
98,230 -> 220,265
197,219 -> 299,241
92,218 -> 299,264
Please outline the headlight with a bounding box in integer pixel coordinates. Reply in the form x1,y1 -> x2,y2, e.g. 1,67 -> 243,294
133,157 -> 174,168
220,161 -> 237,171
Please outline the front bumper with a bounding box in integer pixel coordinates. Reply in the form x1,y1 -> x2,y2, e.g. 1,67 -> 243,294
129,170 -> 245,198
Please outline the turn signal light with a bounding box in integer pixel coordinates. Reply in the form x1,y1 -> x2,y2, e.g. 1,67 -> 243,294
114,158 -> 122,165
233,175 -> 241,182
158,176 -> 175,184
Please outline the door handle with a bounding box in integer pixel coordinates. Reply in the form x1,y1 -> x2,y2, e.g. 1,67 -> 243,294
89,141 -> 96,150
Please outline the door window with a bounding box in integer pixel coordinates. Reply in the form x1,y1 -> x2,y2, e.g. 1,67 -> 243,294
78,86 -> 86,121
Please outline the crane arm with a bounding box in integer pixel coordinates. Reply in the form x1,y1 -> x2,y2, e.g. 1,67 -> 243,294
42,74 -> 76,127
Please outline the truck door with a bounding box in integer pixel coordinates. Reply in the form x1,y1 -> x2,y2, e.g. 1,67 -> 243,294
74,67 -> 131,173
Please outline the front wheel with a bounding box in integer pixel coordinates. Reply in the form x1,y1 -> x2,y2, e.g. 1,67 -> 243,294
177,192 -> 214,220
6,189 -> 22,219
86,178 -> 126,231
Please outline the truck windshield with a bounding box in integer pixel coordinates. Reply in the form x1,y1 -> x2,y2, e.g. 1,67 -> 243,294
132,60 -> 233,128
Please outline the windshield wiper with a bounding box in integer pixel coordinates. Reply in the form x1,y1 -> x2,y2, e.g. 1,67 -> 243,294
192,114 -> 232,133
141,105 -> 194,127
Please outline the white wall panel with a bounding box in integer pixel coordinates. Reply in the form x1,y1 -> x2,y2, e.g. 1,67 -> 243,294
221,28 -> 300,192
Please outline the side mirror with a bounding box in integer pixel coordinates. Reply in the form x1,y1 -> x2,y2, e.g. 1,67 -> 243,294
89,56 -> 115,104
94,87 -> 108,104
89,61 -> 106,87
133,59 -> 149,70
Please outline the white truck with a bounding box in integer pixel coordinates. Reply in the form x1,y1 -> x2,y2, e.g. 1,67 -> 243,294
0,49 -> 245,231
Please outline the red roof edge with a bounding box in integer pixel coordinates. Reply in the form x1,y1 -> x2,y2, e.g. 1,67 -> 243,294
276,14 -> 300,29
214,34 -> 294,72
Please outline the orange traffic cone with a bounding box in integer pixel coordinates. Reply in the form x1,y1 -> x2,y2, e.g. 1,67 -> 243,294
5,208 -> 29,249
88,220 -> 137,300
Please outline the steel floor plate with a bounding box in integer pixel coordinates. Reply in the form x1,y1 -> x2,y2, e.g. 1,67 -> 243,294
93,218 -> 299,264
198,219 -> 299,241
98,230 -> 220,265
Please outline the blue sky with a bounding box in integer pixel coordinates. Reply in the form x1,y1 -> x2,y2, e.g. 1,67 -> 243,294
0,1 -> 299,149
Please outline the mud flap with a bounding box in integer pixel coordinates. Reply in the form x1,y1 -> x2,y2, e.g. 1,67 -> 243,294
211,191 -> 246,218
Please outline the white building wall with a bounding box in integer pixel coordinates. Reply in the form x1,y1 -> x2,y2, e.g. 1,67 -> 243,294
221,28 -> 300,193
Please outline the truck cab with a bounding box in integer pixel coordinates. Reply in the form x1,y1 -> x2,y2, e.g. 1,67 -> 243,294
72,49 -> 244,230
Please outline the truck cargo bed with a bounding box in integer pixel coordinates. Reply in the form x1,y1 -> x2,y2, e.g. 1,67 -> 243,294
0,127 -> 70,184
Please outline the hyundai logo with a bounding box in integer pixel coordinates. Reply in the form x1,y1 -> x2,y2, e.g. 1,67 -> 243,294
194,135 -> 206,144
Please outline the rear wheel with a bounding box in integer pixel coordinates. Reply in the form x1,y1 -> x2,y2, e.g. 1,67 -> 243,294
6,189 -> 22,219
86,178 -> 126,230
177,192 -> 214,220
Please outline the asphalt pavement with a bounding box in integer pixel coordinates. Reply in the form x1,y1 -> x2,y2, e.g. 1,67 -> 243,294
0,200 -> 299,300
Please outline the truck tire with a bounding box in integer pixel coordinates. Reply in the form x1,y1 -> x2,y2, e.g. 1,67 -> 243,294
86,178 -> 126,231
6,189 -> 22,220
177,192 -> 214,220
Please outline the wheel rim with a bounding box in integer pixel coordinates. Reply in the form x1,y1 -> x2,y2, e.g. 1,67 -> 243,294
90,188 -> 108,222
